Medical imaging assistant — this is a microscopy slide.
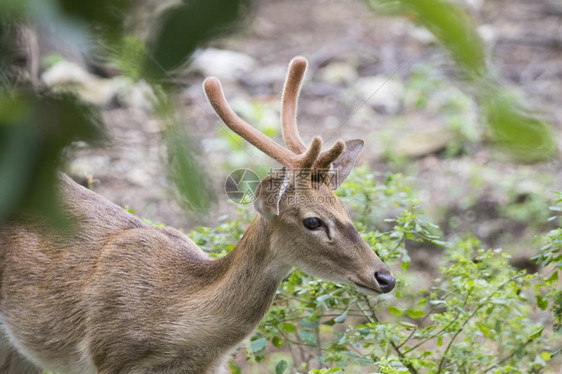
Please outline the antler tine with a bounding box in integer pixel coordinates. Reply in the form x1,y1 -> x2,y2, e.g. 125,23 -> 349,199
203,77 -> 297,168
315,140 -> 345,169
296,136 -> 322,169
281,56 -> 308,154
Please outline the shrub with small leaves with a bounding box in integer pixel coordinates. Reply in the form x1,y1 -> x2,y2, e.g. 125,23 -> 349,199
191,166 -> 559,373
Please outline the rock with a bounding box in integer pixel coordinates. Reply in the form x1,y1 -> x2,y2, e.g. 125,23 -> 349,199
464,0 -> 484,11
117,80 -> 156,111
242,63 -> 287,88
477,25 -> 497,46
408,25 -> 437,45
354,76 -> 404,115
318,61 -> 358,85
393,126 -> 457,158
191,48 -> 256,81
67,154 -> 111,178
41,60 -> 127,107
127,168 -> 153,188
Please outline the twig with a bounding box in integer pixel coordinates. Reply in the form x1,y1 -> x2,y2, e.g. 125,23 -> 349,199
359,296 -> 420,374
436,275 -> 524,373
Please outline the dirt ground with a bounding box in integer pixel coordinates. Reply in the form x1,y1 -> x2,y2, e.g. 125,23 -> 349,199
65,0 -> 562,269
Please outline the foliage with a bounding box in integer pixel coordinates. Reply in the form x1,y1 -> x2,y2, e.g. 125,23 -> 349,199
144,0 -> 249,78
0,91 -> 101,225
367,0 -> 556,161
189,166 -> 559,373
533,192 -> 562,271
532,192 -> 562,331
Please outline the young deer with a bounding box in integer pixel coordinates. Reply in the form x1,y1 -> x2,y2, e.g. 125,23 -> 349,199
0,56 -> 395,374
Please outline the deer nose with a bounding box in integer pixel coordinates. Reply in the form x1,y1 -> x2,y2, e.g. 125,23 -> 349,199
374,271 -> 396,293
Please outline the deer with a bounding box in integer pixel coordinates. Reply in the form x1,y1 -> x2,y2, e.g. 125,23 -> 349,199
0,56 -> 396,374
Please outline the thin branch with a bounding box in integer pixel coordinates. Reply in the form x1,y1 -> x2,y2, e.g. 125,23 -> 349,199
359,296 -> 420,374
436,274 -> 524,373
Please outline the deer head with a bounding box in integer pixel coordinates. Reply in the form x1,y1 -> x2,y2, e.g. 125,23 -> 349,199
204,56 -> 395,294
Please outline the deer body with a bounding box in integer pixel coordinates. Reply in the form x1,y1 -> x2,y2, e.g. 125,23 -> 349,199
1,175 -> 287,373
0,57 -> 395,373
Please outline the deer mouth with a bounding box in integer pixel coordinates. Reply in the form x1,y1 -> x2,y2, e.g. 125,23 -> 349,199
352,281 -> 382,295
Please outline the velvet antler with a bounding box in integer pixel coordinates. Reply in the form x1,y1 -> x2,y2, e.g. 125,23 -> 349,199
203,57 -> 346,172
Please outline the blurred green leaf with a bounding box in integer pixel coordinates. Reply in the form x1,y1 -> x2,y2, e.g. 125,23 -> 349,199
275,359 -> 288,374
250,337 -> 268,353
399,0 -> 486,77
482,88 -> 556,161
228,360 -> 241,374
405,309 -> 424,318
145,0 -> 249,77
334,311 -> 348,324
271,336 -> 284,348
0,0 -> 28,17
282,322 -> 296,333
165,126 -> 215,213
298,330 -> 317,345
537,295 -> 548,311
0,92 -> 102,224
57,0 -> 132,39
388,305 -> 403,316
155,90 -> 214,213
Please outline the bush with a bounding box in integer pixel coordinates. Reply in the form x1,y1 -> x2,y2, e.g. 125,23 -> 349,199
191,166 -> 560,373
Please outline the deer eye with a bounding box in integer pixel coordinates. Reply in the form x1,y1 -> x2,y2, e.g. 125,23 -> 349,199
303,217 -> 322,230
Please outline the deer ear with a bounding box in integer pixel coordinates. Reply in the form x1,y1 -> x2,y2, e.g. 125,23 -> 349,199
254,172 -> 291,221
330,139 -> 363,189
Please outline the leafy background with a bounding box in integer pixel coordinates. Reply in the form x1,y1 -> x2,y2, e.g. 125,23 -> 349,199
1,0 -> 561,372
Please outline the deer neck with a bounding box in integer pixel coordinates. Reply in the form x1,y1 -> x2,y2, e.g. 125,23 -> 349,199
195,215 -> 291,332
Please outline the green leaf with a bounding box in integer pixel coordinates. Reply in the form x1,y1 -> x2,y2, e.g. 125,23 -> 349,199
545,271 -> 558,285
272,336 -> 284,348
298,330 -> 317,346
300,320 -> 318,329
398,0 -> 486,75
161,102 -> 214,213
400,322 -> 417,330
537,295 -> 548,311
529,327 -> 544,340
388,305 -> 403,316
228,361 -> 241,374
281,323 -> 296,333
0,92 -> 102,226
250,337 -> 268,353
475,322 -> 494,339
146,0 -> 248,76
401,252 -> 411,270
406,309 -> 425,318
275,359 -> 288,374
57,0 -> 132,38
334,311 -> 348,324
482,89 -> 555,161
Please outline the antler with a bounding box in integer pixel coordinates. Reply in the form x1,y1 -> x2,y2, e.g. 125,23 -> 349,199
204,77 -> 321,169
203,56 -> 345,171
281,56 -> 308,154
281,57 -> 345,168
